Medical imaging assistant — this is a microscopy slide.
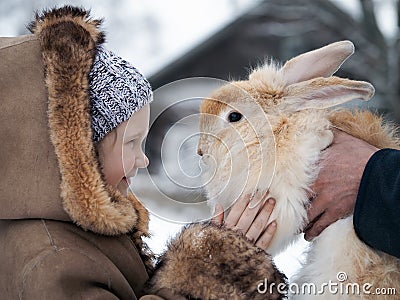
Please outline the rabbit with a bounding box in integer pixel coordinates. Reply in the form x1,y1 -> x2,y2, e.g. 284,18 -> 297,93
198,41 -> 400,299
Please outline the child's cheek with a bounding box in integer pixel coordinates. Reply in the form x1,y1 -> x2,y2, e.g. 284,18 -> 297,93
122,154 -> 136,175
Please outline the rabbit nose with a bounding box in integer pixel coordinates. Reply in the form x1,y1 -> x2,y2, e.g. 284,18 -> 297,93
197,148 -> 203,156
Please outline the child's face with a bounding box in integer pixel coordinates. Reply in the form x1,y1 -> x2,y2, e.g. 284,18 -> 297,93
97,104 -> 150,196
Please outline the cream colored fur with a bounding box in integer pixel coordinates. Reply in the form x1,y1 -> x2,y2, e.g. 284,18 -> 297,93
199,41 -> 400,299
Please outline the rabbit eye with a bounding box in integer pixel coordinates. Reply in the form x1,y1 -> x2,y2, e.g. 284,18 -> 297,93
228,112 -> 242,123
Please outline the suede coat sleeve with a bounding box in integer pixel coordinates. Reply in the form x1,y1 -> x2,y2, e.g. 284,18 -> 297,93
354,148 -> 400,258
13,221 -> 282,300
146,222 -> 287,300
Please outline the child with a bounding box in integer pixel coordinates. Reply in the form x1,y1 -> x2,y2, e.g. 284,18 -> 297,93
89,45 -> 152,198
0,6 -> 285,299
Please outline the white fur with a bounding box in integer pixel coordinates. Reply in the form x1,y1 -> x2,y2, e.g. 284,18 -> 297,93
292,217 -> 399,299
199,41 -> 399,299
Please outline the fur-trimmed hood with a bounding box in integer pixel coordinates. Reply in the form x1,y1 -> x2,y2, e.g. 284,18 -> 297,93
0,6 -> 149,237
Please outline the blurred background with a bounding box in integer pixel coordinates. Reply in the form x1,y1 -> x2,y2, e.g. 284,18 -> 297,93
2,0 -> 399,279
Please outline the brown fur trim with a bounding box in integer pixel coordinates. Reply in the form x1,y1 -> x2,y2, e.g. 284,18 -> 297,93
29,6 -> 150,237
128,192 -> 155,274
147,222 -> 287,299
329,109 -> 400,149
28,6 -> 105,44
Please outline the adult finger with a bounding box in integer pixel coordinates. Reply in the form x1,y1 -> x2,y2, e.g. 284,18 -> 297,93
304,213 -> 332,241
306,192 -> 327,225
256,221 -> 277,251
246,198 -> 276,242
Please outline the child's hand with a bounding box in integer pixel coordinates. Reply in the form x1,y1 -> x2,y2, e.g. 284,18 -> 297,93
212,193 -> 277,250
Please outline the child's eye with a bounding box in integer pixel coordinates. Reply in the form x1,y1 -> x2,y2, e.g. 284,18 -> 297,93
128,139 -> 144,149
125,139 -> 136,147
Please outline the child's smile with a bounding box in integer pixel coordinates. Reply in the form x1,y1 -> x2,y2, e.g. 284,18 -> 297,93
97,104 -> 150,196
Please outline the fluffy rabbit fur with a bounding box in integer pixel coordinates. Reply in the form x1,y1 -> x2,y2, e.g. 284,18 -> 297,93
198,41 -> 400,299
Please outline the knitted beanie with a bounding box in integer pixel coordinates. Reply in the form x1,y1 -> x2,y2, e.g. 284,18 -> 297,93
89,45 -> 153,142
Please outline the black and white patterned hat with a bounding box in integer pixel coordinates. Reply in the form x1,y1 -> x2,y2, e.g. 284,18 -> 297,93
89,46 -> 153,142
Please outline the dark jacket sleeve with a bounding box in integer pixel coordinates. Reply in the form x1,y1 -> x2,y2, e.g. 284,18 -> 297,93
146,222 -> 287,300
353,148 -> 400,258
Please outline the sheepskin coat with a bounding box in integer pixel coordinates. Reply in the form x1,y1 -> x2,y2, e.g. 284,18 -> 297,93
0,6 -> 286,300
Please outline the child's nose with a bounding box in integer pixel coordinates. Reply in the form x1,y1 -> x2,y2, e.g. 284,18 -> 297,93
143,155 -> 149,168
136,154 -> 149,169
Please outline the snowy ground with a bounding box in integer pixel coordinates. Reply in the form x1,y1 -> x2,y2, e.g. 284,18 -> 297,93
144,207 -> 309,279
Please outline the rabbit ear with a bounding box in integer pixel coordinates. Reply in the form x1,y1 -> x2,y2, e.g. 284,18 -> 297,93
281,41 -> 355,86
283,77 -> 375,111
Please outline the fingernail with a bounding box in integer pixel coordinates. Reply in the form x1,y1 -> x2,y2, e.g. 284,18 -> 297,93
271,221 -> 277,227
268,198 -> 275,205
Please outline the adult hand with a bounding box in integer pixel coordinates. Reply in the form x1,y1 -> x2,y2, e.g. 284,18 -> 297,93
212,191 -> 277,250
304,129 -> 379,241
